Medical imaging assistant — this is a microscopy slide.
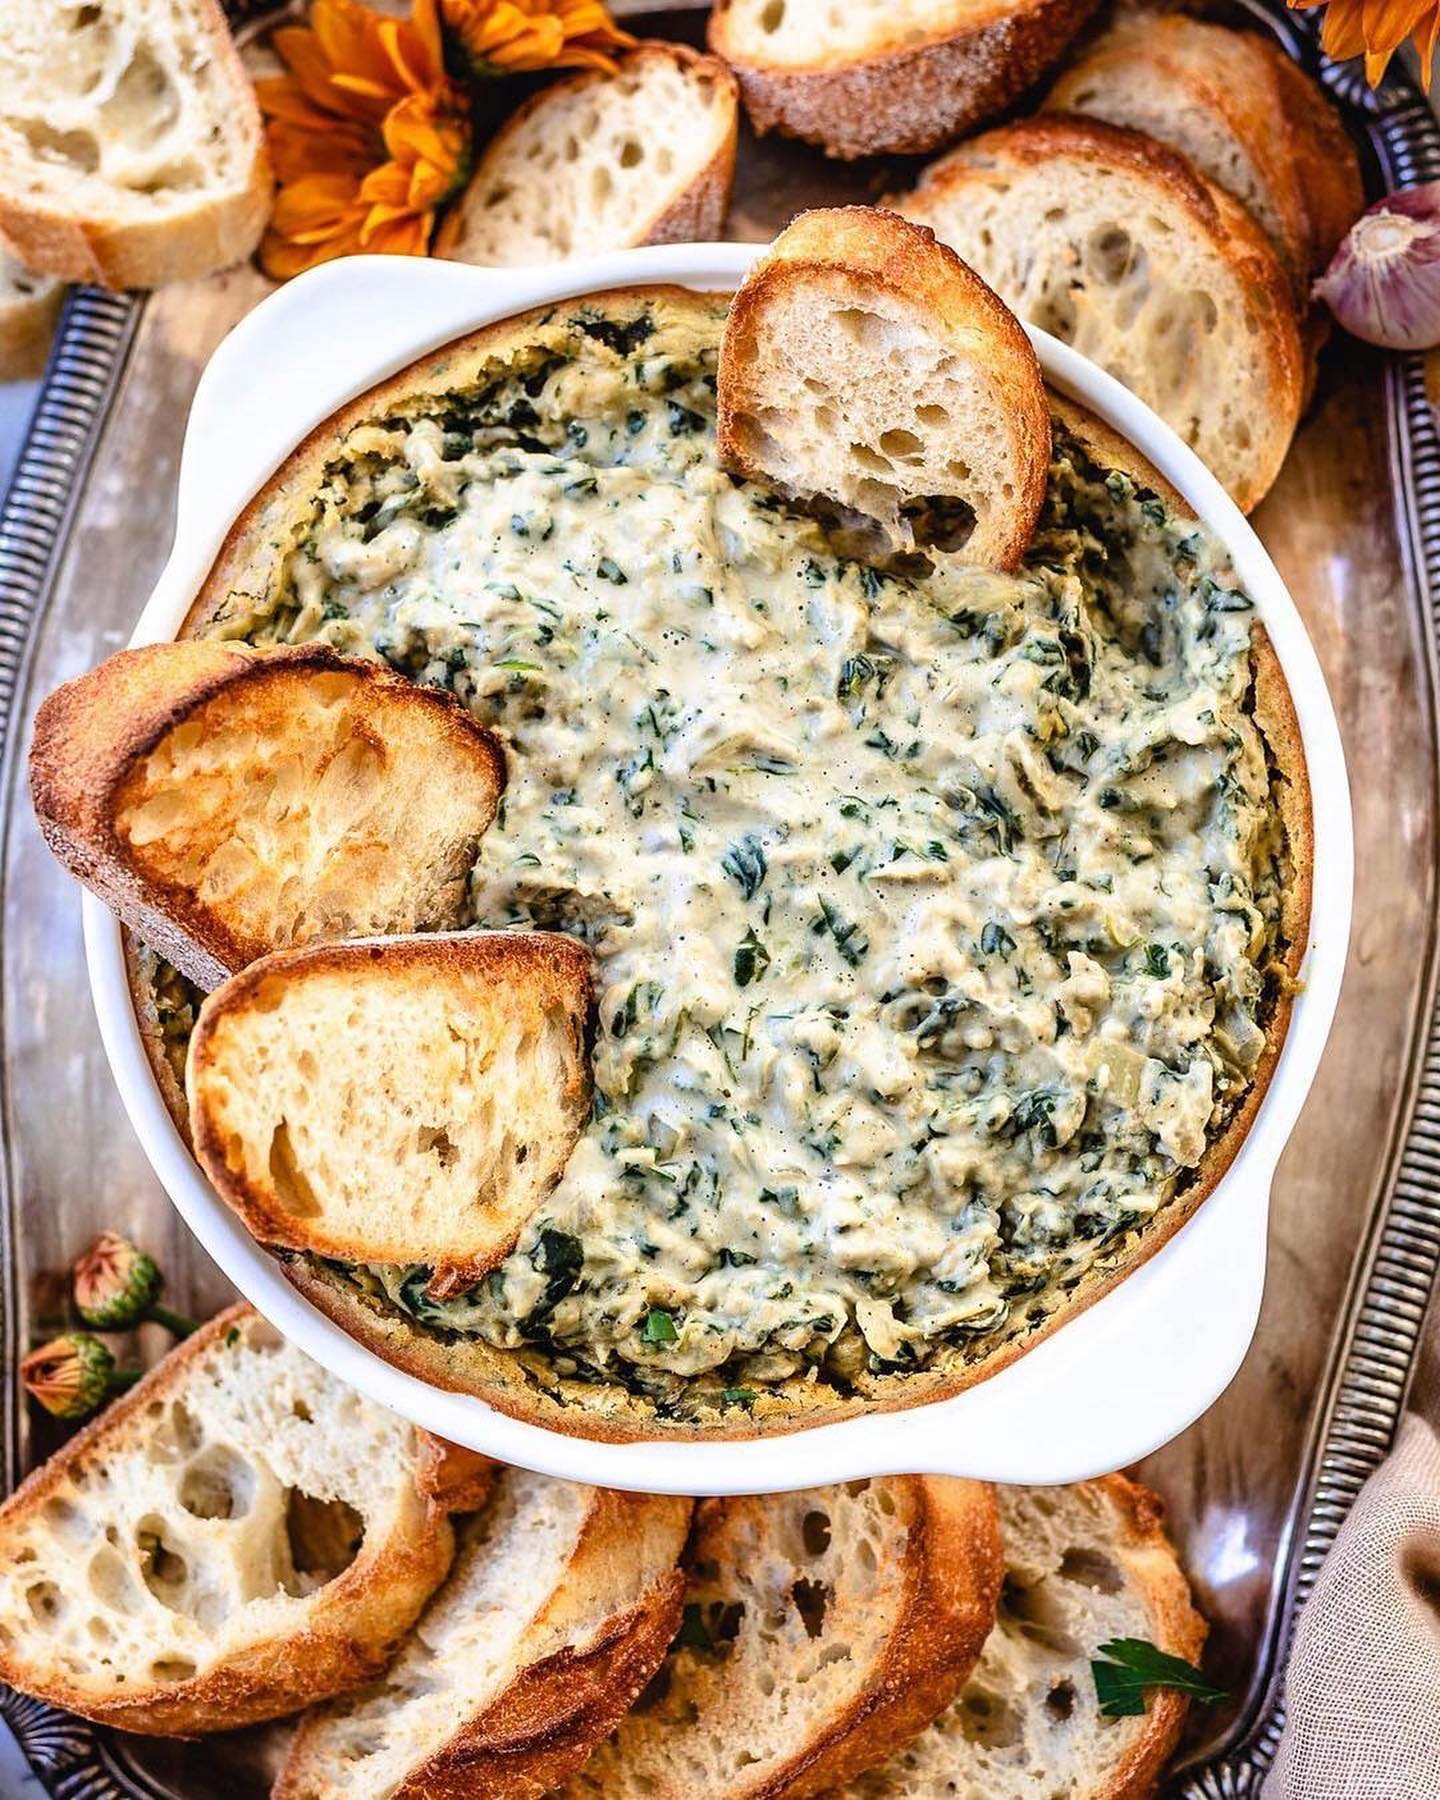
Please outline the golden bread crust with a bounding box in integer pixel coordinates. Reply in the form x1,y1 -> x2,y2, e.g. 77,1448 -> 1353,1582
708,0 -> 1103,159
276,1484 -> 692,1799
763,1478 -> 1003,1797
716,206 -> 1051,571
1081,1474 -> 1210,1799
30,641 -> 506,989
186,932 -> 594,1281
0,1305 -> 457,1734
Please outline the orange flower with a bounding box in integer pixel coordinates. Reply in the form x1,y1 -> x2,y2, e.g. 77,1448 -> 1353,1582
363,91 -> 472,241
442,0 -> 635,74
1290,0 -> 1440,84
256,0 -> 470,280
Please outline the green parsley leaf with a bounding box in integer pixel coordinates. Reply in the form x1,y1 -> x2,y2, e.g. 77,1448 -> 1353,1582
734,927 -> 772,988
642,1307 -> 679,1345
980,920 -> 1016,959
1090,1638 -> 1227,1718
721,834 -> 768,901
815,896 -> 869,968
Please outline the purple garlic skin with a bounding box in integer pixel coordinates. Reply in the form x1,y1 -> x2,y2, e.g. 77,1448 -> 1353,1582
1316,182 -> 1440,351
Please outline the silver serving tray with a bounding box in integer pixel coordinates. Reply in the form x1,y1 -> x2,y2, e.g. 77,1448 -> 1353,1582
3,5 -> 1440,1793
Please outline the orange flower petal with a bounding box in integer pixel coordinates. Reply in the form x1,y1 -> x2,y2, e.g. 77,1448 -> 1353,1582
443,0 -> 632,71
411,0 -> 449,74
1306,0 -> 1440,81
312,0 -> 401,97
266,109 -> 376,183
546,42 -> 621,71
1319,0 -> 1374,59
1362,0 -> 1434,54
261,218 -> 368,280
260,0 -> 481,280
254,76 -> 331,128
270,172 -> 367,237
268,27 -> 356,113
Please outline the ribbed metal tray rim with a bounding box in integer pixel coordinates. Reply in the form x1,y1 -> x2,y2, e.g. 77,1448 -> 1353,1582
2,11 -> 1440,1794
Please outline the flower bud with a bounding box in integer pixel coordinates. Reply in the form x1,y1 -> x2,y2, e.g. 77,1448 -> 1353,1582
21,1334 -> 116,1420
73,1231 -> 163,1330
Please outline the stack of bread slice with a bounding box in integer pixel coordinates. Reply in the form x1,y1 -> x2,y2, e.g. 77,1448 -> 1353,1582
676,0 -> 1362,513
882,11 -> 1361,512
276,1471 -> 694,1798
893,114 -> 1305,513
1045,12 -> 1362,299
0,1303 -> 1213,1794
30,640 -> 598,1284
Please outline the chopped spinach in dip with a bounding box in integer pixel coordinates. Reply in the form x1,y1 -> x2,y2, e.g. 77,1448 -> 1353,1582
194,295 -> 1290,1403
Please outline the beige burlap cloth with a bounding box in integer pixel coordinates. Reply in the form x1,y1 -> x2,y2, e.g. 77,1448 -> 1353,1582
1264,1322 -> 1440,1798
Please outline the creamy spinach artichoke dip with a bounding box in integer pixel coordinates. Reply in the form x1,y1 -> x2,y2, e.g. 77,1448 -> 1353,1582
179,291 -> 1297,1419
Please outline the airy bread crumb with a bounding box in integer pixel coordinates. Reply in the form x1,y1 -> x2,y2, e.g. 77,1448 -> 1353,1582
278,1471 -> 691,1799
0,0 -> 270,288
186,932 -> 594,1286
717,207 -> 1051,570
852,1476 -> 1207,1798
0,1306 -> 458,1735
438,43 -> 737,265
564,1476 -> 1002,1797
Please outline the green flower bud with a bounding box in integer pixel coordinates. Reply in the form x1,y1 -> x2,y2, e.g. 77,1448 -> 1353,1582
21,1334 -> 119,1420
73,1231 -> 162,1330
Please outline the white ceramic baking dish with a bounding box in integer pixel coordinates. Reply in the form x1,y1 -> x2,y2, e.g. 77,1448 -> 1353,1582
82,245 -> 1352,1494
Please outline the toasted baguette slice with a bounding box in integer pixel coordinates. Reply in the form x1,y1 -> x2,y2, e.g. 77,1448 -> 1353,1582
278,1471 -> 691,1800
707,0 -> 1102,160
851,1476 -> 1207,1799
0,249 -> 61,377
1045,14 -> 1363,295
29,642 -> 506,990
187,932 -> 594,1288
894,117 -> 1304,512
717,207 -> 1050,569
437,44 -> 738,266
0,1305 -> 468,1735
0,0 -> 271,289
564,1476 -> 1002,1799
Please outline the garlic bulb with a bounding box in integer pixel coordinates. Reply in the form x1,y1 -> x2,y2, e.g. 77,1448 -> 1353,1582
1315,183 -> 1440,351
